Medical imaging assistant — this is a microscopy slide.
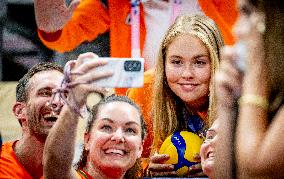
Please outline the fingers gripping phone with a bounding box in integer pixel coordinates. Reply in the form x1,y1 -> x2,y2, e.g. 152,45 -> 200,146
86,57 -> 144,88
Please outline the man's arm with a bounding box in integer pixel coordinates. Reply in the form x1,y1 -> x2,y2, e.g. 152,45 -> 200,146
35,0 -> 110,52
34,0 -> 80,32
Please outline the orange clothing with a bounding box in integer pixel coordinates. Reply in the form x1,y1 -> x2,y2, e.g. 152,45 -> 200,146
0,141 -> 42,179
39,0 -> 145,57
127,69 -> 154,158
199,0 -> 238,45
38,0 -> 237,94
38,0 -> 238,157
39,0 -> 237,54
128,1 -> 238,157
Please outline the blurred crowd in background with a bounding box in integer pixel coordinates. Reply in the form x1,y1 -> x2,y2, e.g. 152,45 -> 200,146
0,0 -> 109,81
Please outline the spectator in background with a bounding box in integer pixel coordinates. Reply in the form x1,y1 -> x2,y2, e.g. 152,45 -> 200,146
43,94 -> 147,179
34,0 -> 237,69
146,14 -> 224,177
34,0 -> 238,95
215,0 -> 284,177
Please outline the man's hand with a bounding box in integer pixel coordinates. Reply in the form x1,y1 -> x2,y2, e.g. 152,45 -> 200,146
34,0 -> 80,32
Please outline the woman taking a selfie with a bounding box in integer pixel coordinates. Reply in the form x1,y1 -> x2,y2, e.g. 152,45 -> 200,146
42,52 -> 147,179
44,95 -> 147,179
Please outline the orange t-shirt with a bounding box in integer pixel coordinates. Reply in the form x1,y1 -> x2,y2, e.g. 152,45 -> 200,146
0,141 -> 43,179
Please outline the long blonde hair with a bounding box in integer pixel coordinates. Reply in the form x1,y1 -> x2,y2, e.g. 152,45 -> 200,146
152,14 -> 224,150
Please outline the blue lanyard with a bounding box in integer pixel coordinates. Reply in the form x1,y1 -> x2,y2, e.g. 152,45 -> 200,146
182,107 -> 206,139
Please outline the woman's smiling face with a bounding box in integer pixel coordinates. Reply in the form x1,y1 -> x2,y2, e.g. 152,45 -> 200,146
165,34 -> 211,108
85,101 -> 143,176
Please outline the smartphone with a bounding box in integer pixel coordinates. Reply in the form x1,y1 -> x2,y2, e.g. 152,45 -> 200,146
85,57 -> 144,88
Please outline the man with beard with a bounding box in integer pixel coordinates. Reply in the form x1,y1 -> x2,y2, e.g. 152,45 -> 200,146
0,52 -> 112,178
0,62 -> 65,178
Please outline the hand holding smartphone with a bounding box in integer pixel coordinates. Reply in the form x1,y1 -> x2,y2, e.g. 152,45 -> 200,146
83,57 -> 144,88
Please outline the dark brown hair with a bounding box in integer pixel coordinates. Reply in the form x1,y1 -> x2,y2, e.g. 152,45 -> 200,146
16,62 -> 63,102
76,95 -> 147,178
16,62 -> 63,126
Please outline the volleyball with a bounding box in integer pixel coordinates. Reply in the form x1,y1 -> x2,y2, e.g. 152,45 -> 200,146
159,131 -> 204,176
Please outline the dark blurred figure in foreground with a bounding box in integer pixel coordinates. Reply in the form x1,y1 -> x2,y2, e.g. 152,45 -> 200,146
215,0 -> 284,178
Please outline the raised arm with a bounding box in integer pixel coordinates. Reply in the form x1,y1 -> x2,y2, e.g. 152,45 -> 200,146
43,53 -> 112,179
216,12 -> 284,177
236,15 -> 284,176
34,0 -> 80,32
34,0 -> 110,52
214,45 -> 243,178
